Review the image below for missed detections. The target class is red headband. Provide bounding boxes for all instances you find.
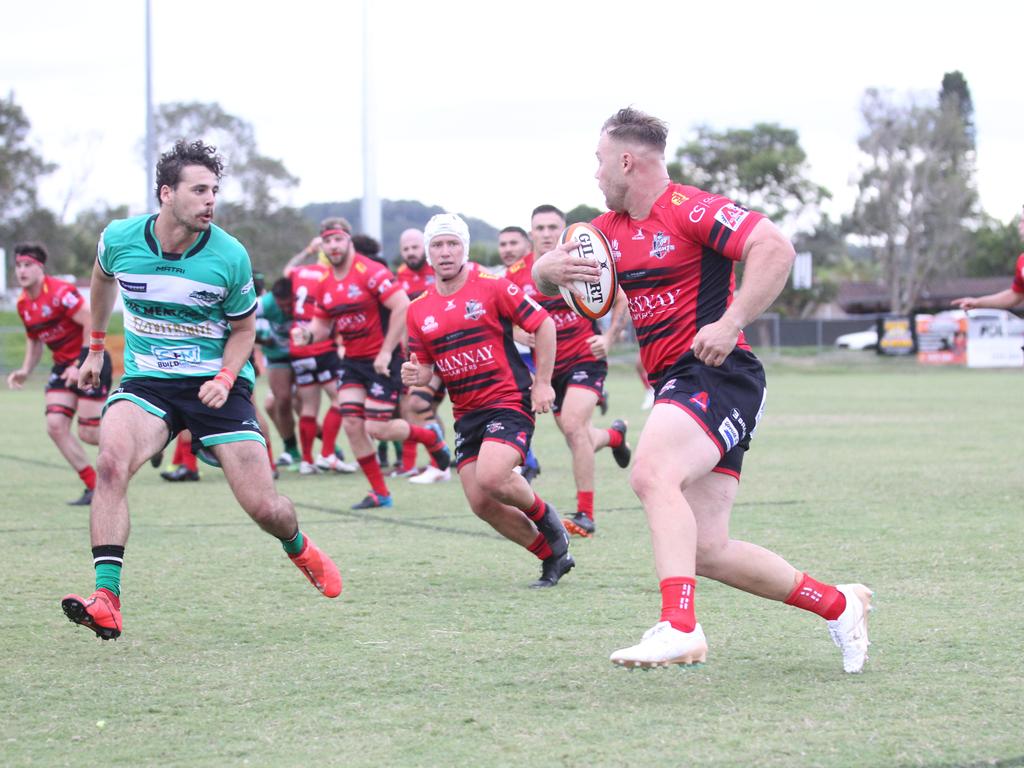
[320,228,349,238]
[15,253,45,266]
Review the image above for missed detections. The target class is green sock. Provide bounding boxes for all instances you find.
[95,564,122,596]
[281,530,305,556]
[92,545,124,596]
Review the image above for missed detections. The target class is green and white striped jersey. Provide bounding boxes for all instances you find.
[97,214,258,384]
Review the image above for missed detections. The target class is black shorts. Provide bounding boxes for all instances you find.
[338,356,401,406]
[46,349,112,399]
[552,360,608,413]
[290,350,342,387]
[652,348,766,478]
[105,376,266,454]
[453,407,534,470]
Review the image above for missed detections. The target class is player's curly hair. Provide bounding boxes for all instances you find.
[602,107,668,152]
[154,140,225,203]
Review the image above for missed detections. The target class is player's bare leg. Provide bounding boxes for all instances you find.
[76,398,103,446]
[44,390,92,473]
[555,387,603,535]
[458,462,540,546]
[340,389,392,508]
[214,439,341,598]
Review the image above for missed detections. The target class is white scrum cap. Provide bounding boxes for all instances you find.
[424,213,470,266]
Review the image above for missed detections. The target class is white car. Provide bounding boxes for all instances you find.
[835,327,878,350]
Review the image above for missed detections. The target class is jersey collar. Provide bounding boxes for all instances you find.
[143,214,213,261]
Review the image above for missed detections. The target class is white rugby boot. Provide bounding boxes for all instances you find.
[827,584,874,673]
[610,622,708,668]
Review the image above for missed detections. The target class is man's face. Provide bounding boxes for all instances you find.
[14,256,44,289]
[530,212,565,257]
[164,164,218,232]
[595,132,629,214]
[497,231,530,267]
[429,236,464,280]
[274,295,294,318]
[322,230,352,265]
[400,231,426,269]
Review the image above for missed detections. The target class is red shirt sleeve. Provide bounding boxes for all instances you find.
[497,278,548,333]
[1012,253,1024,294]
[370,265,402,304]
[671,190,765,261]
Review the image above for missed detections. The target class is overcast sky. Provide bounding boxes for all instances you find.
[3,0,1020,242]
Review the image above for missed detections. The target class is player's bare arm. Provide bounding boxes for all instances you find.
[952,289,1024,311]
[692,219,795,367]
[7,337,43,389]
[59,302,93,384]
[531,241,597,297]
[198,314,256,409]
[375,290,410,374]
[529,317,556,414]
[79,260,119,390]
[400,352,433,388]
[512,326,536,348]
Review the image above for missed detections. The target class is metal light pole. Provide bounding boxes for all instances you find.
[144,0,155,213]
[360,0,382,241]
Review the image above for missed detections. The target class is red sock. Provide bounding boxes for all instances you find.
[401,439,418,472]
[524,492,545,521]
[179,438,198,472]
[406,424,437,446]
[785,572,846,620]
[526,532,552,560]
[299,416,317,463]
[577,490,594,520]
[171,437,185,466]
[320,407,342,459]
[78,465,97,491]
[357,453,390,497]
[660,577,697,633]
[607,428,623,449]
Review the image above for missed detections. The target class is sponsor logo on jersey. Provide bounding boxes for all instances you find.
[610,239,621,262]
[240,278,254,296]
[242,418,261,431]
[445,299,457,311]
[435,344,496,375]
[715,204,750,231]
[130,316,217,338]
[671,191,689,206]
[689,391,709,413]
[627,288,683,321]
[464,299,486,320]
[572,370,589,382]
[347,284,362,299]
[658,378,678,395]
[152,345,201,369]
[506,283,520,296]
[730,407,747,436]
[189,289,222,303]
[119,279,147,293]
[421,315,439,333]
[689,205,708,224]
[125,300,205,323]
[650,232,675,260]
[632,227,645,240]
[156,265,185,274]
[486,420,503,434]
[718,417,740,451]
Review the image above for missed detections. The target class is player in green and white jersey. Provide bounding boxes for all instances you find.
[256,278,301,465]
[60,140,342,641]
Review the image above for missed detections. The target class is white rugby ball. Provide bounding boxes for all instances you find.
[557,222,618,320]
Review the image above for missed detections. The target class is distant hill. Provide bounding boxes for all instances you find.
[301,200,499,264]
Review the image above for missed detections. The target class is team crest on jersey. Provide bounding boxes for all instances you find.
[650,232,675,260]
[347,284,362,299]
[515,431,527,445]
[464,299,486,320]
[421,315,439,333]
[715,204,750,231]
[189,289,221,303]
[486,420,503,434]
[658,378,677,396]
[445,299,457,311]
[40,305,52,317]
[631,227,645,240]
[61,292,78,309]
[610,240,621,262]
[370,382,385,398]
[671,191,689,206]
[689,391,709,413]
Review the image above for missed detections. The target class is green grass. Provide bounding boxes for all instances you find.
[1,360,1022,767]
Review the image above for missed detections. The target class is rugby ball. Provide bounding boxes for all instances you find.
[557,223,618,319]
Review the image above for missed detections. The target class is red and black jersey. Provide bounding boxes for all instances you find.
[288,264,334,357]
[16,275,85,365]
[592,184,765,385]
[406,268,549,419]
[312,254,403,360]
[1011,253,1024,294]
[505,252,600,377]
[397,261,435,300]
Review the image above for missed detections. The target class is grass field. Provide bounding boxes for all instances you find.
[1,357,1022,767]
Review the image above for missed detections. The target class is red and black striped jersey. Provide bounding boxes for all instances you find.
[406,268,548,419]
[396,261,435,300]
[16,275,85,365]
[312,254,403,360]
[288,263,334,357]
[505,252,600,377]
[592,184,765,385]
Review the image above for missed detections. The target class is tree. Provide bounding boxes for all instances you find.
[668,123,830,226]
[847,74,978,313]
[964,212,1023,277]
[566,204,602,224]
[152,101,298,215]
[0,92,56,234]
